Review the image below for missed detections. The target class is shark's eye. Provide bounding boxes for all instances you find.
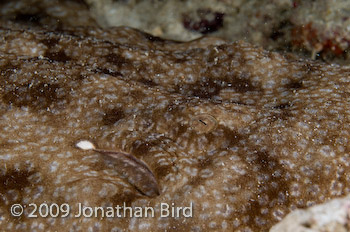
[191,114,217,134]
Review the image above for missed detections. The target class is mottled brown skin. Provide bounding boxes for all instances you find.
[1,20,350,232]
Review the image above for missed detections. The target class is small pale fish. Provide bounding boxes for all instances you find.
[76,140,160,197]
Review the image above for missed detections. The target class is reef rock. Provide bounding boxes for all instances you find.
[270,195,350,232]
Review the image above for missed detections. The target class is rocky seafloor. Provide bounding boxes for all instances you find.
[1,0,350,231]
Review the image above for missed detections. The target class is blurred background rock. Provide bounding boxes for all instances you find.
[2,0,350,62]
